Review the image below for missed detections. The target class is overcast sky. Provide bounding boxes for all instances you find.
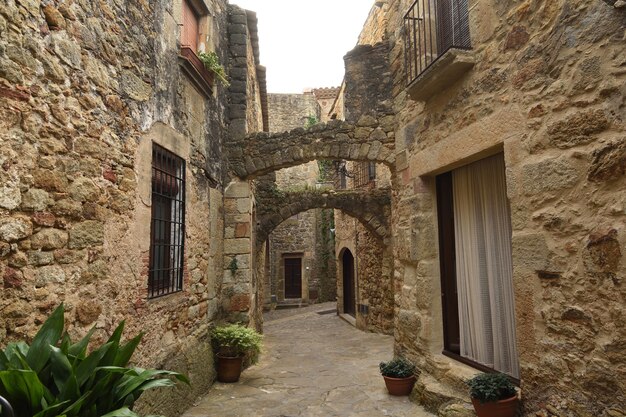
[230,0,375,94]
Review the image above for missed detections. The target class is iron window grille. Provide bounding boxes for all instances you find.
[353,161,376,189]
[148,144,186,299]
[404,0,471,86]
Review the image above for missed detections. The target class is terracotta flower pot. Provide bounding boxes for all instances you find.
[216,354,244,383]
[471,395,519,417]
[382,375,416,396]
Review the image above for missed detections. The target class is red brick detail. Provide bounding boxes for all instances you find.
[235,222,250,238]
[3,267,23,289]
[0,86,30,102]
[32,211,56,227]
[103,167,117,183]
[229,294,250,312]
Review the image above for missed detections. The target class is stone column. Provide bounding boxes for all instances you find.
[222,179,254,324]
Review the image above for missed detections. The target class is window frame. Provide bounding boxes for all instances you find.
[435,155,520,384]
[148,143,186,299]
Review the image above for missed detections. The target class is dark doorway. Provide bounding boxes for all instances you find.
[284,257,302,299]
[342,249,355,316]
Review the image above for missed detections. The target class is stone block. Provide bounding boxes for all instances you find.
[21,189,51,211]
[35,265,65,286]
[521,157,579,195]
[224,238,250,255]
[0,185,21,210]
[224,181,250,198]
[0,216,33,242]
[588,138,626,182]
[548,109,609,149]
[69,221,104,249]
[31,228,68,250]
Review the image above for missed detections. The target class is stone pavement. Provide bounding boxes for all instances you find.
[182,302,434,417]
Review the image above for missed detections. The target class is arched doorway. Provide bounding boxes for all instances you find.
[342,249,355,317]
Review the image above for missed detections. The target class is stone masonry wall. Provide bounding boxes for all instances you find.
[384,0,626,415]
[268,93,320,132]
[0,0,249,415]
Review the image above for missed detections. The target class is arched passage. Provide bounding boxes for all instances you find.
[341,248,356,317]
[226,117,396,180]
[256,188,391,244]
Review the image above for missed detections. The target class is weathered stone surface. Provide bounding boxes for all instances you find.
[0,185,21,210]
[583,229,621,273]
[35,265,66,286]
[521,157,579,194]
[547,110,610,149]
[21,189,51,211]
[43,4,66,29]
[76,300,102,324]
[0,217,33,242]
[68,221,104,249]
[30,229,69,250]
[588,138,626,182]
[504,26,529,50]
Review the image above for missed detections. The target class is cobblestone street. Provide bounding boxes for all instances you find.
[183,303,434,417]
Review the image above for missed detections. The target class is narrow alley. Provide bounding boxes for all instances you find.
[183,303,434,417]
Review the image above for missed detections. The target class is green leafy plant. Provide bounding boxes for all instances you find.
[228,257,239,274]
[210,324,262,362]
[305,115,318,129]
[0,304,189,417]
[467,372,517,403]
[197,51,230,86]
[379,358,418,378]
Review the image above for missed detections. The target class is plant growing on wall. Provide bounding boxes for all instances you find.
[198,51,230,86]
[228,257,239,274]
[305,115,318,129]
[0,304,188,417]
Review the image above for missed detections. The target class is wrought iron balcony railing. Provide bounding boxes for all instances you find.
[404,0,472,86]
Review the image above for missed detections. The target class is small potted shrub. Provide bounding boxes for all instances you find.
[467,372,519,417]
[379,357,418,396]
[211,324,262,383]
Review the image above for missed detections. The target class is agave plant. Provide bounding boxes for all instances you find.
[0,304,189,417]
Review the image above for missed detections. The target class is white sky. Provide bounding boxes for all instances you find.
[230,0,375,94]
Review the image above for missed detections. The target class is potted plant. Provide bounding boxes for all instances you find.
[467,372,519,417]
[379,357,418,396]
[211,324,262,383]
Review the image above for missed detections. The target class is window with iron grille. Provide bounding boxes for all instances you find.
[404,0,471,85]
[149,144,186,299]
[353,161,376,189]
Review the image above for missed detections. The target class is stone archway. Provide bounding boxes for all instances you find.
[226,115,396,180]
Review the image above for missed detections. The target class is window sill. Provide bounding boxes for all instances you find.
[407,48,475,102]
[178,46,214,98]
[441,350,520,386]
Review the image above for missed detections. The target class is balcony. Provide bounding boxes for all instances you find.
[404,0,474,101]
[179,46,215,97]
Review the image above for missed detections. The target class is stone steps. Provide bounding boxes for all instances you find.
[274,299,309,310]
[411,374,474,417]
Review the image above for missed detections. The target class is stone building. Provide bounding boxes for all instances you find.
[2,0,625,416]
[263,92,336,306]
[382,0,625,416]
[0,0,267,415]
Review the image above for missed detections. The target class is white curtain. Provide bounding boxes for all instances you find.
[452,154,520,378]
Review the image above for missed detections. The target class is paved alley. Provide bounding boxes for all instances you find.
[182,303,434,417]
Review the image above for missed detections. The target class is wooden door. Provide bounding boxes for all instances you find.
[284,258,302,299]
[342,250,355,316]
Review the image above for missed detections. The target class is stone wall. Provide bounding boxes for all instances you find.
[221,5,267,330]
[0,0,264,415]
[384,0,626,415]
[268,93,320,132]
[334,211,394,334]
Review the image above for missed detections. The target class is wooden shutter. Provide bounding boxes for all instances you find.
[182,0,200,52]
